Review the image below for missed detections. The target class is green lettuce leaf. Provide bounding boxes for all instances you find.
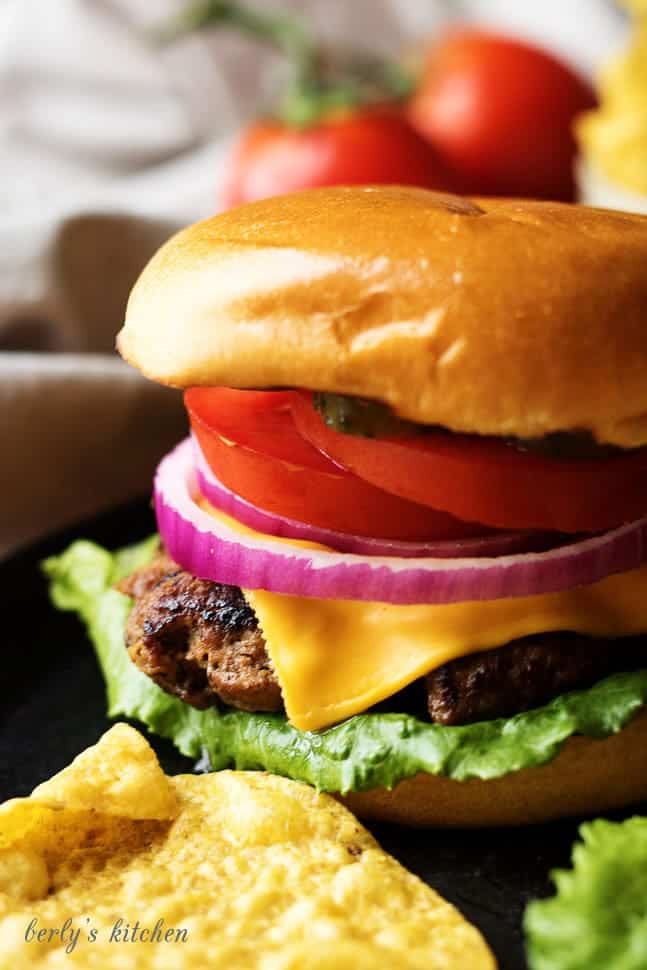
[43,537,647,793]
[525,817,647,970]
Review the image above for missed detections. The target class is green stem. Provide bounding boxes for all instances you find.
[161,0,415,127]
[162,0,318,91]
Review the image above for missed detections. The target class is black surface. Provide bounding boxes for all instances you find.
[1,499,643,970]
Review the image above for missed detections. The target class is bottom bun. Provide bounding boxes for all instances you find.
[341,709,647,827]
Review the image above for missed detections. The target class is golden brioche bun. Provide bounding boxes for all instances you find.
[119,185,647,447]
[342,709,647,827]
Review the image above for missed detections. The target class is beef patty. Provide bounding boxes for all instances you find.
[118,552,281,713]
[425,633,640,725]
[119,551,642,725]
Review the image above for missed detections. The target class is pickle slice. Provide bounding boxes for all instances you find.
[312,393,625,457]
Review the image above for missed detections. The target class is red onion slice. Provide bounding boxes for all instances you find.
[155,438,647,605]
[192,434,547,560]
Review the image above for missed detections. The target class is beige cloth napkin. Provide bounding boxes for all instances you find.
[0,214,187,558]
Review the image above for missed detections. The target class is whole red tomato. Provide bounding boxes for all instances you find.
[222,107,455,207]
[408,30,597,201]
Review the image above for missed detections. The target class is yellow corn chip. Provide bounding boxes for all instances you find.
[31,721,177,820]
[0,724,496,970]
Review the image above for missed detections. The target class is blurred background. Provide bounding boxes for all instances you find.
[1,0,644,555]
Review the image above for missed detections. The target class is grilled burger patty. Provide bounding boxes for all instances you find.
[425,633,640,725]
[119,552,643,726]
[118,553,282,713]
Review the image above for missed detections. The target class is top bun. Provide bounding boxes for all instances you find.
[119,186,647,446]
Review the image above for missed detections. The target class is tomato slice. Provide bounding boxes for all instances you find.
[185,388,493,541]
[291,392,647,533]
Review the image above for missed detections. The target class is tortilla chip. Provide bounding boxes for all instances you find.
[31,722,177,820]
[0,724,496,969]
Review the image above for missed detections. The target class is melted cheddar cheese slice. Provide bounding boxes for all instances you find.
[247,566,647,731]
[200,499,647,731]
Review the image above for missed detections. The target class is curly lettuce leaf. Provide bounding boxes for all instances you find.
[43,538,647,793]
[525,817,647,970]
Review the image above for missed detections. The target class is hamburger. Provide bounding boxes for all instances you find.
[47,185,647,826]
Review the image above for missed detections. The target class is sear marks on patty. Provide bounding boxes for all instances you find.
[426,632,640,726]
[117,552,282,713]
[119,553,641,725]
